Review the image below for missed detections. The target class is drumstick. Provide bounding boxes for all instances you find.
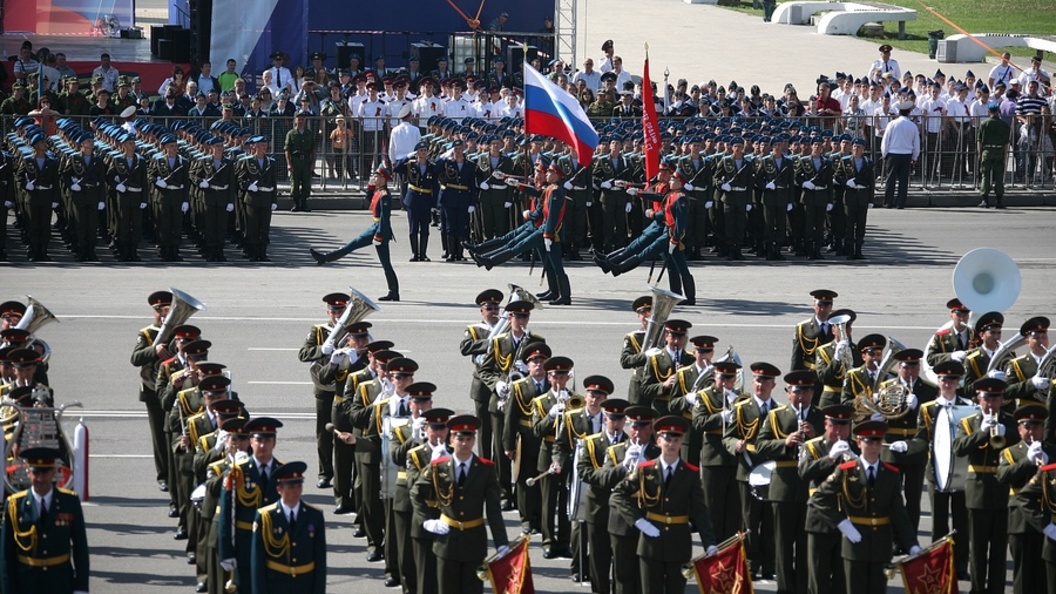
[324,422,338,433]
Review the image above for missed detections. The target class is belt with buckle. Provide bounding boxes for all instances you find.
[211,185,229,191]
[774,460,798,468]
[442,184,469,191]
[490,184,508,190]
[811,185,829,190]
[728,186,748,192]
[265,560,315,576]
[519,419,532,428]
[848,515,890,527]
[256,186,274,192]
[17,553,70,568]
[236,520,253,531]
[886,427,915,437]
[33,185,53,190]
[126,187,142,193]
[968,464,997,474]
[409,184,432,194]
[441,514,484,530]
[645,512,689,525]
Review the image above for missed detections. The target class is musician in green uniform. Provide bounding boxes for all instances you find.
[501,342,550,535]
[1013,455,1056,592]
[203,417,251,594]
[250,461,326,594]
[976,101,1011,209]
[667,334,720,466]
[298,292,349,491]
[962,312,1005,393]
[815,309,861,408]
[1004,316,1050,405]
[530,355,577,560]
[285,111,315,212]
[402,408,453,594]
[461,289,504,484]
[0,447,89,594]
[577,397,628,594]
[638,320,694,416]
[688,360,742,540]
[130,290,174,492]
[839,334,886,412]
[790,289,838,376]
[619,296,651,404]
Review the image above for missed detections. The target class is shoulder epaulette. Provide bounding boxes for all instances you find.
[258,501,280,513]
[638,459,657,468]
[301,501,321,512]
[881,462,900,474]
[9,490,29,501]
[478,457,495,466]
[684,461,700,473]
[432,456,451,465]
[839,460,857,471]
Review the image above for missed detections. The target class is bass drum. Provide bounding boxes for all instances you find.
[932,405,976,493]
[748,461,776,501]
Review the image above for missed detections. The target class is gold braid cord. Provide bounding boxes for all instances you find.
[7,496,37,553]
[430,463,455,508]
[635,466,662,509]
[735,405,760,441]
[649,354,674,382]
[232,464,262,509]
[258,507,291,560]
[841,467,867,509]
[493,339,512,373]
[797,324,820,358]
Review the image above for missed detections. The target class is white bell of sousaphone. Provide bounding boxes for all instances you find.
[921,248,1021,386]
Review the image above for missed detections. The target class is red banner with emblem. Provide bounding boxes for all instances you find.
[481,535,534,594]
[689,533,753,594]
[898,536,956,594]
[641,49,661,183]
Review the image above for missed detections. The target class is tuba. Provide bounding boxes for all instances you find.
[324,286,382,351]
[986,332,1027,375]
[642,285,686,351]
[14,296,58,362]
[153,288,207,347]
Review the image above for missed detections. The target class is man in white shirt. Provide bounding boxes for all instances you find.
[944,83,973,179]
[92,52,120,93]
[413,78,443,129]
[880,100,920,208]
[389,102,421,195]
[869,44,901,83]
[357,81,387,179]
[598,40,615,73]
[919,82,948,179]
[1018,55,1051,91]
[498,91,523,119]
[572,58,602,92]
[444,79,472,123]
[265,51,292,95]
[988,53,1017,90]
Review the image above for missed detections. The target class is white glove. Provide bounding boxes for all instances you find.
[685,392,700,406]
[563,180,574,190]
[496,381,510,398]
[987,370,1006,381]
[492,170,506,180]
[837,519,862,543]
[522,209,531,220]
[585,201,592,207]
[51,202,59,209]
[180,202,189,213]
[226,203,234,212]
[600,180,612,190]
[199,180,210,189]
[1045,523,1056,542]
[71,183,82,192]
[980,415,997,431]
[329,350,347,366]
[114,176,121,183]
[25,181,34,191]
[802,180,816,190]
[479,181,490,190]
[828,440,851,460]
[905,392,918,409]
[423,519,450,535]
[870,412,885,422]
[705,545,719,557]
[720,182,732,192]
[1032,376,1050,390]
[155,179,168,189]
[834,342,849,361]
[765,181,776,190]
[116,183,127,193]
[889,440,908,453]
[626,189,638,199]
[1028,440,1045,461]
[721,409,734,425]
[634,518,661,538]
[3,201,12,208]
[496,545,510,556]
[995,424,1006,437]
[786,203,794,212]
[544,237,552,252]
[430,442,447,460]
[908,545,922,556]
[846,180,857,189]
[951,350,967,362]
[248,181,258,192]
[548,403,564,418]
[668,242,677,254]
[220,558,237,571]
[413,415,426,436]
[97,201,105,210]
[746,203,753,212]
[321,342,335,356]
[825,203,833,212]
[867,202,874,209]
[372,237,382,246]
[270,203,277,211]
[503,201,512,208]
[705,200,714,209]
[644,347,663,358]
[683,182,695,191]
[468,205,476,214]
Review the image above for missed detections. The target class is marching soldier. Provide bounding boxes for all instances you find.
[839,333,887,410]
[189,136,235,261]
[401,407,454,594]
[799,404,857,594]
[815,309,861,408]
[250,461,327,594]
[713,136,753,260]
[319,322,372,515]
[411,414,510,594]
[204,417,251,594]
[619,296,651,404]
[953,377,1019,594]
[667,334,719,466]
[538,160,572,305]
[501,341,551,535]
[1014,455,1056,592]
[219,417,285,592]
[475,135,517,240]
[130,290,174,492]
[809,420,921,594]
[236,135,278,262]
[998,404,1053,594]
[460,289,504,476]
[963,311,1005,393]
[795,137,834,260]
[531,355,578,560]
[60,131,105,261]
[723,361,780,580]
[638,320,694,416]
[156,325,203,519]
[689,360,743,540]
[17,131,59,262]
[925,298,974,370]
[107,131,148,262]
[833,138,874,259]
[0,447,90,594]
[791,289,838,375]
[611,415,718,594]
[1004,316,1051,405]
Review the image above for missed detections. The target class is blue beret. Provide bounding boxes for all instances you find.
[205,137,224,146]
[852,137,867,146]
[159,134,178,145]
[449,139,464,148]
[729,136,745,146]
[28,133,46,146]
[414,140,429,150]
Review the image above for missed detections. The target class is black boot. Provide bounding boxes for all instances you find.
[592,251,612,274]
[418,234,430,261]
[854,241,866,260]
[444,235,457,261]
[310,248,337,265]
[845,239,856,260]
[550,274,571,305]
[408,235,420,262]
[379,269,400,301]
[680,274,696,306]
[610,252,644,277]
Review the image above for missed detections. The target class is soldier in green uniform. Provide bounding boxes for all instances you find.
[790,289,838,378]
[667,334,719,466]
[638,320,694,416]
[925,298,974,371]
[530,355,578,560]
[1013,455,1056,592]
[576,397,628,594]
[250,461,327,594]
[0,83,32,115]
[815,309,861,408]
[501,342,550,535]
[190,136,235,261]
[1004,316,1051,406]
[411,414,510,594]
[400,407,453,594]
[107,132,149,262]
[809,420,920,594]
[688,360,742,540]
[130,290,174,492]
[998,403,1053,594]
[839,334,887,412]
[60,131,105,261]
[753,134,795,261]
[461,289,502,462]
[149,133,191,261]
[834,138,874,259]
[953,377,1018,594]
[18,131,59,262]
[58,78,90,117]
[619,296,651,404]
[219,417,285,592]
[237,135,278,261]
[611,415,718,594]
[976,101,1011,209]
[713,136,754,260]
[285,111,315,212]
[962,312,1005,394]
[756,370,824,594]
[0,447,90,594]
[204,417,251,594]
[475,136,517,239]
[799,404,857,594]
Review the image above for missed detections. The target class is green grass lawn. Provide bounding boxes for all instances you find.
[721,0,1056,62]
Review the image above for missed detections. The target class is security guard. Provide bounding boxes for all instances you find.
[611,415,717,594]
[638,320,694,416]
[285,111,315,212]
[130,290,174,492]
[791,289,838,375]
[619,296,651,404]
[689,360,743,540]
[809,420,920,594]
[411,414,510,594]
[576,397,628,594]
[501,341,550,535]
[0,447,89,594]
[250,461,327,594]
[976,101,1011,209]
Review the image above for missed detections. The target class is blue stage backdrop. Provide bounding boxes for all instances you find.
[210,0,308,88]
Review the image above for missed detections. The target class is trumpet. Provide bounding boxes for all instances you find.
[987,413,1006,450]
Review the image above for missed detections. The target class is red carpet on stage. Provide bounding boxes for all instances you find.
[66,62,191,96]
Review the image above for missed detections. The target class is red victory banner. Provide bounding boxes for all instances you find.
[898,535,956,594]
[641,44,661,182]
[687,533,754,594]
[479,535,534,594]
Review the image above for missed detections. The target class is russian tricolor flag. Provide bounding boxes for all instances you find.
[523,63,599,167]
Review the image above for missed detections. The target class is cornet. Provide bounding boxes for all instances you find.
[986,412,1006,450]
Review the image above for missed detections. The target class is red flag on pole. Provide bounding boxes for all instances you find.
[898,536,956,594]
[688,533,754,594]
[481,536,534,594]
[641,46,661,182]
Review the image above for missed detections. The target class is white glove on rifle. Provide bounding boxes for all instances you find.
[825,203,833,212]
[720,182,732,192]
[468,205,476,214]
[786,203,794,212]
[563,180,574,190]
[155,179,168,189]
[503,201,512,208]
[951,350,967,362]
[226,203,234,212]
[181,202,189,213]
[634,518,660,538]
[705,200,714,209]
[270,203,277,211]
[802,180,816,190]
[479,181,490,190]
[199,180,210,189]
[837,519,862,543]
[97,201,105,210]
[765,181,776,190]
[423,519,450,535]
[1045,523,1056,541]
[1032,376,1050,390]
[683,182,695,191]
[600,180,612,190]
[746,204,753,212]
[492,170,506,180]
[248,181,258,192]
[889,440,908,453]
[828,440,851,460]
[544,238,552,252]
[70,183,82,192]
[25,181,35,191]
[220,558,237,571]
[116,183,127,193]
[846,179,857,189]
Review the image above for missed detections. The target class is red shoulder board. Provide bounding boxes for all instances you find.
[684,462,700,473]
[477,457,495,466]
[935,327,951,336]
[432,456,451,466]
[638,459,657,469]
[162,356,178,366]
[839,461,857,471]
[882,462,900,474]
[1041,462,1056,473]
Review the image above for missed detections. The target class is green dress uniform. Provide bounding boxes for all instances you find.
[833,152,874,259]
[324,358,370,512]
[219,456,283,591]
[964,347,997,394]
[0,150,14,261]
[753,152,796,260]
[251,501,326,594]
[16,150,60,261]
[815,341,861,408]
[347,379,395,562]
[713,153,754,259]
[690,385,742,539]
[577,429,624,594]
[810,458,918,594]
[591,154,632,252]
[602,439,660,594]
[284,126,315,211]
[169,384,205,547]
[925,325,975,369]
[667,368,707,466]
[406,440,450,594]
[106,151,148,261]
[611,457,716,594]
[722,396,776,578]
[530,389,575,554]
[555,406,600,579]
[60,149,105,260]
[997,435,1055,594]
[502,375,547,533]
[148,152,190,260]
[839,364,887,410]
[474,151,516,239]
[791,318,834,374]
[1,487,89,594]
[1004,353,1046,406]
[1012,462,1056,593]
[638,350,694,416]
[130,323,169,487]
[236,152,278,261]
[189,153,235,261]
[411,454,509,594]
[800,436,857,594]
[677,154,711,259]
[204,457,233,594]
[794,153,833,259]
[461,320,496,445]
[298,323,339,485]
[878,376,936,531]
[953,409,1019,594]
[756,404,825,594]
[976,114,1011,207]
[620,329,647,403]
